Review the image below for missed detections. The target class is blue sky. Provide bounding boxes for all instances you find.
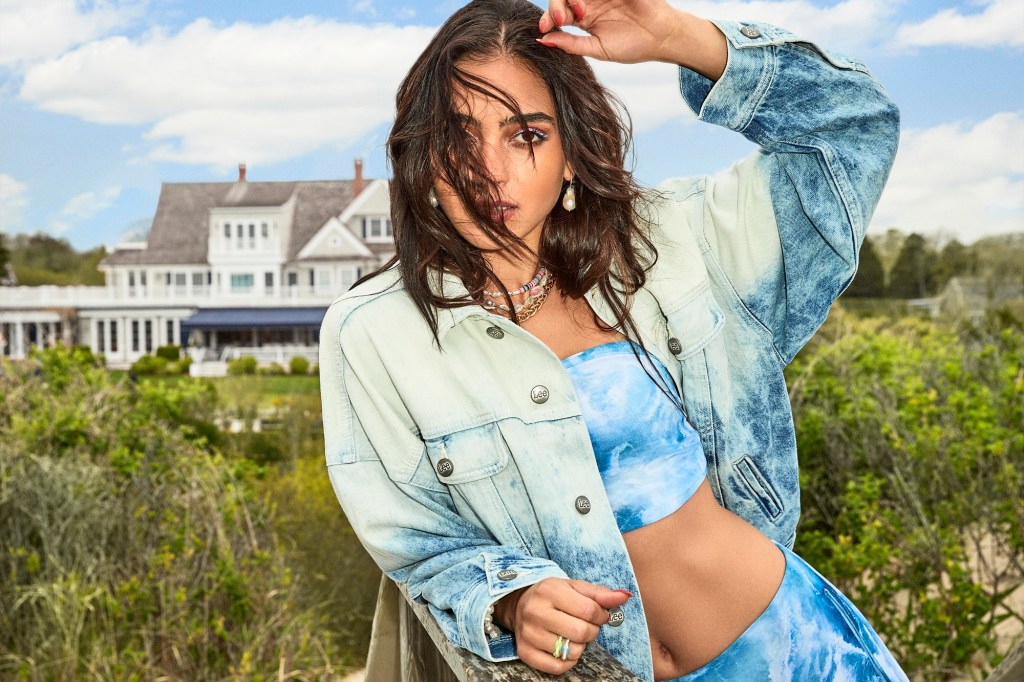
[1,0,1022,250]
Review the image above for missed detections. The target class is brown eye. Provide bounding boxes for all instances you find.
[512,128,548,146]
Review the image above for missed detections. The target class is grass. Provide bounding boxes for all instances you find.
[141,374,321,409]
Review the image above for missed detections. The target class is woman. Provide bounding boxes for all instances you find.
[320,0,905,679]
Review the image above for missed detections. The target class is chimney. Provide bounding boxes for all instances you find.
[238,163,247,182]
[353,159,364,196]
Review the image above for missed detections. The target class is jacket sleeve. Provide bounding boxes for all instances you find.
[665,20,900,363]
[318,301,569,662]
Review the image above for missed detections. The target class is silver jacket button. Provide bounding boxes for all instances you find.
[740,25,761,39]
[496,569,518,581]
[575,496,591,514]
[436,458,454,477]
[608,606,625,627]
[486,326,505,339]
[530,385,550,404]
[668,337,683,355]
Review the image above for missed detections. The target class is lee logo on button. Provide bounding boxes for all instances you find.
[530,385,550,404]
[496,569,518,581]
[436,458,454,477]
[608,606,625,627]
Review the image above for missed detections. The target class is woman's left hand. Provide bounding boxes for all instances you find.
[538,0,727,80]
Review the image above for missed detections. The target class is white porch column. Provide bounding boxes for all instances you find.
[119,317,128,359]
[14,321,25,358]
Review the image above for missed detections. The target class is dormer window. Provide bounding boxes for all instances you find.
[362,216,393,242]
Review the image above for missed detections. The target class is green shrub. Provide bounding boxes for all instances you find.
[129,354,168,376]
[258,362,285,376]
[289,356,310,375]
[168,356,193,375]
[226,356,257,376]
[789,308,1024,678]
[0,347,344,679]
[227,430,285,465]
[155,344,180,361]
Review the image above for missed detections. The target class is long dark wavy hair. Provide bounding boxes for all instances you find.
[356,0,662,360]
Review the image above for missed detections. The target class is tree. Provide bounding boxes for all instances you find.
[888,233,936,298]
[8,232,106,285]
[0,233,8,269]
[845,237,885,297]
[873,227,906,274]
[931,239,976,291]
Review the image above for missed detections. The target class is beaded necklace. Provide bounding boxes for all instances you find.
[481,267,555,323]
[482,267,547,298]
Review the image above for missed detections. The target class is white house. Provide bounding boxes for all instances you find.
[0,161,393,374]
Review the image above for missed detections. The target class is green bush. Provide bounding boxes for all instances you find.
[155,344,180,361]
[257,362,286,376]
[789,308,1024,678]
[0,347,344,679]
[289,355,310,375]
[129,354,169,376]
[169,356,193,375]
[226,356,257,376]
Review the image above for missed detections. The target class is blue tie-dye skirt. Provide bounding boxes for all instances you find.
[668,542,908,681]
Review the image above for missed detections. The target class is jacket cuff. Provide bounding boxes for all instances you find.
[460,553,570,662]
[677,20,798,132]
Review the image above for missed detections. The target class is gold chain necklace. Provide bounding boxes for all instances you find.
[511,275,555,323]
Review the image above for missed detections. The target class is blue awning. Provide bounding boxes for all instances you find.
[181,307,328,331]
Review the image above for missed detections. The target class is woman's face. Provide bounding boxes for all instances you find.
[435,57,572,259]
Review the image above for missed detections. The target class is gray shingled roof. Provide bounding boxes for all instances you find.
[101,180,359,266]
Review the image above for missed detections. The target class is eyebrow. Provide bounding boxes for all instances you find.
[455,112,555,129]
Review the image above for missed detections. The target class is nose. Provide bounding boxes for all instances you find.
[481,140,510,186]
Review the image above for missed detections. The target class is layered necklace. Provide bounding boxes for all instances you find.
[481,266,555,323]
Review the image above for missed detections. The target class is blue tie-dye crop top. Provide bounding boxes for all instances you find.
[561,341,707,534]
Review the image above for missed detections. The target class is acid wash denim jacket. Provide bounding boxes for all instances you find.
[320,19,899,682]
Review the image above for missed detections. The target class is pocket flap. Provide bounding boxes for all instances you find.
[665,287,725,360]
[425,422,510,485]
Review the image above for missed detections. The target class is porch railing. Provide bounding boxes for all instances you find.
[366,575,641,682]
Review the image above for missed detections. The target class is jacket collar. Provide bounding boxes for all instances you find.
[429,269,488,340]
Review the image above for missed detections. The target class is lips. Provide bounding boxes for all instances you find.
[479,201,517,223]
[490,205,516,222]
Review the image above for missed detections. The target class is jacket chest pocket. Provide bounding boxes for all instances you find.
[663,286,724,444]
[424,422,529,553]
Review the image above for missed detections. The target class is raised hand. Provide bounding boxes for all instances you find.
[495,577,632,674]
[537,0,727,80]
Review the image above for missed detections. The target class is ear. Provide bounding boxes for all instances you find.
[563,162,574,183]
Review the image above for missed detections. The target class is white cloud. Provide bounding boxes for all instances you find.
[19,17,436,168]
[592,60,687,132]
[894,0,1024,49]
[871,112,1024,241]
[50,186,122,233]
[0,0,143,69]
[588,0,898,133]
[0,174,29,233]
[672,0,895,53]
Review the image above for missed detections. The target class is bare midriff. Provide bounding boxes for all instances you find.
[623,479,786,681]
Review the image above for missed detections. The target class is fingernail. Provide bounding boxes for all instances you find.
[614,589,634,597]
[536,38,556,47]
[553,10,564,27]
[539,16,551,32]
[572,3,585,20]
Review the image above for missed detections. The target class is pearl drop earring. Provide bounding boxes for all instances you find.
[428,187,439,208]
[562,180,576,212]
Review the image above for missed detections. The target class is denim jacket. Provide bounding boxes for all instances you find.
[320,19,899,682]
